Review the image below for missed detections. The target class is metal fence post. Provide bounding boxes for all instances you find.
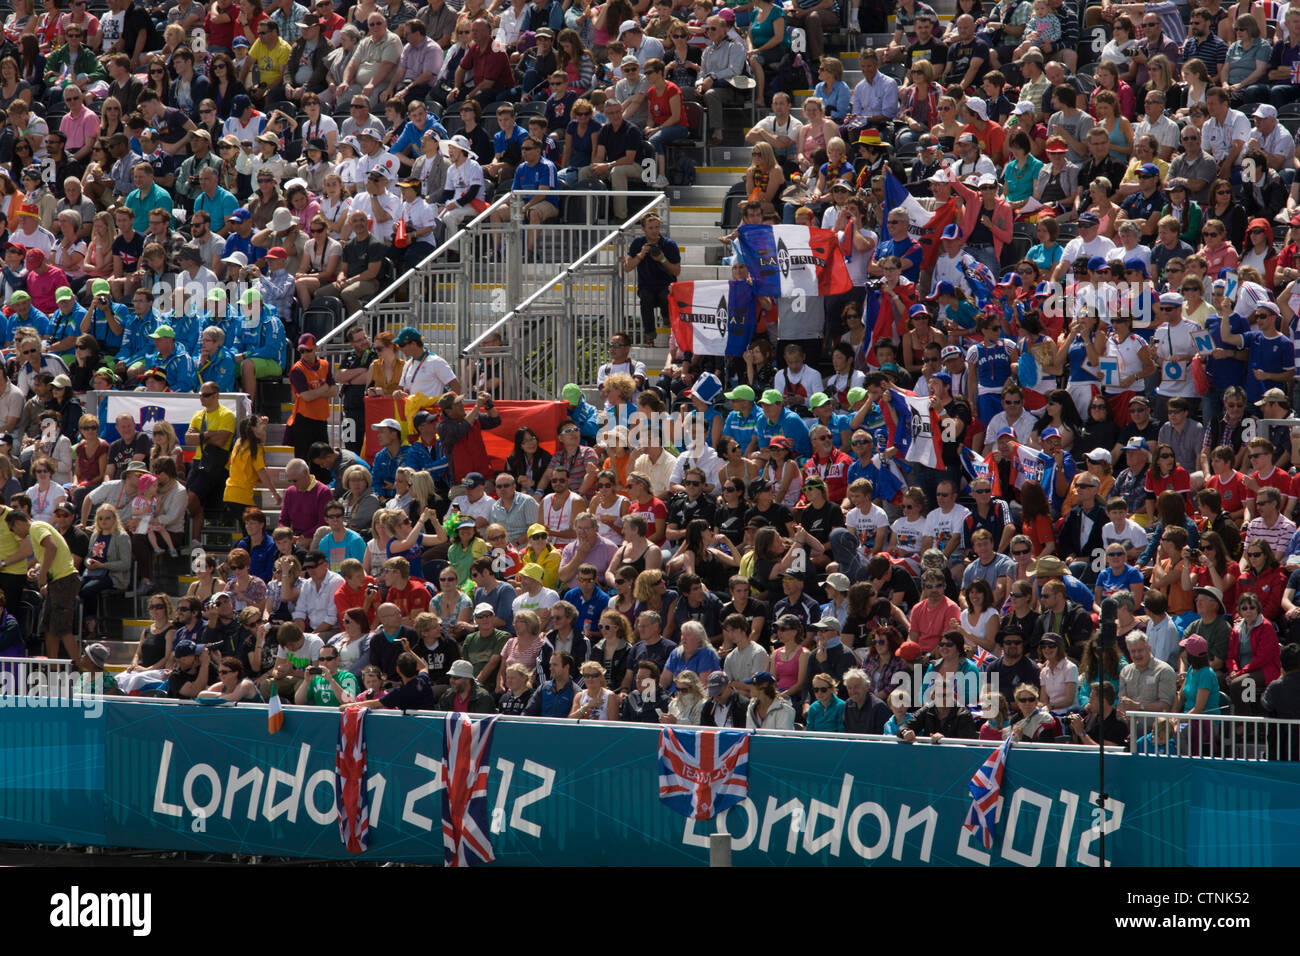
[506,193,523,311]
[613,230,627,334]
[709,833,732,867]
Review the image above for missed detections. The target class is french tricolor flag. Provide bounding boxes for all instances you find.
[902,391,944,469]
[668,280,758,356]
[737,224,853,299]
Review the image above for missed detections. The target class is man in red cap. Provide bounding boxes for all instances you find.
[22,248,68,315]
[258,245,296,318]
[288,333,338,461]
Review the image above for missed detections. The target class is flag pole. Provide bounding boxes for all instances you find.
[1098,597,1118,868]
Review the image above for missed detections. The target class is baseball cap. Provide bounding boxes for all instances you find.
[394,326,421,345]
[562,383,584,406]
[846,387,867,406]
[266,245,288,259]
[618,18,640,35]
[1087,255,1109,272]
[928,280,956,299]
[1254,103,1278,119]
[1040,426,1062,440]
[298,333,317,349]
[1137,162,1160,177]
[941,223,962,241]
[1013,101,1036,115]
[826,572,850,592]
[758,389,783,405]
[931,370,952,387]
[54,286,74,303]
[940,345,962,361]
[1124,258,1149,277]
[1124,436,1149,451]
[896,641,922,662]
[744,671,776,685]
[371,417,402,431]
[464,472,486,488]
[1085,448,1113,464]
[473,603,494,617]
[1179,634,1208,656]
[150,325,175,339]
[706,671,727,697]
[808,392,831,409]
[724,384,755,401]
[1078,211,1100,226]
[228,208,251,223]
[909,303,929,318]
[995,426,1016,440]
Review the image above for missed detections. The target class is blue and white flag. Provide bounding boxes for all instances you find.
[98,391,253,442]
[669,280,758,356]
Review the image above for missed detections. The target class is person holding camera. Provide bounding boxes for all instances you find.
[435,388,501,484]
[257,621,324,701]
[293,641,359,706]
[622,213,681,343]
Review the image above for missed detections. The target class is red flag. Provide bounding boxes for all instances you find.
[808,226,853,295]
[363,396,570,473]
[917,198,959,270]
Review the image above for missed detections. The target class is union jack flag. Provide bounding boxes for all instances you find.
[442,713,497,867]
[963,737,1012,850]
[658,727,751,821]
[335,705,370,854]
[1291,60,1300,84]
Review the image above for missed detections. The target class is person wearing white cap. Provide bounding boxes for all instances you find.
[1246,102,1296,173]
[617,18,664,65]
[961,96,1007,165]
[1151,291,1202,420]
[952,131,997,181]
[612,55,650,128]
[348,164,402,241]
[950,169,1013,276]
[436,133,486,238]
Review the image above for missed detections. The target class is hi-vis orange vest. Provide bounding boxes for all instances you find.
[290,357,332,423]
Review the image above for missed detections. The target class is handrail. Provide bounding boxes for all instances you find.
[314,190,514,349]
[460,190,667,357]
[1126,708,1300,759]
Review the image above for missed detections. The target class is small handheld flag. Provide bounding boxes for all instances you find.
[267,686,284,734]
[963,737,1012,850]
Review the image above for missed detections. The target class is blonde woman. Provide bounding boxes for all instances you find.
[318,172,353,240]
[267,553,303,622]
[81,210,115,281]
[497,609,544,694]
[80,502,131,636]
[930,95,966,152]
[339,464,380,534]
[795,96,839,174]
[666,669,705,724]
[148,421,186,474]
[367,330,403,396]
[129,592,177,672]
[745,141,784,216]
[570,660,620,719]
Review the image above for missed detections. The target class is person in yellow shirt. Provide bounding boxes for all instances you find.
[243,19,294,92]
[0,504,30,622]
[225,415,283,524]
[2,512,79,660]
[520,523,561,590]
[185,384,238,549]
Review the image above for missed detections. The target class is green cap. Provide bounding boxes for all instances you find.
[759,389,783,405]
[395,326,421,346]
[808,392,831,409]
[54,286,74,303]
[10,291,29,305]
[151,324,175,339]
[240,288,262,305]
[562,383,583,406]
[90,278,111,297]
[724,384,755,402]
[207,287,227,300]
[846,386,868,406]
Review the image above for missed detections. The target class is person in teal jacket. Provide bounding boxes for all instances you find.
[232,289,285,397]
[722,385,762,454]
[196,327,239,393]
[81,278,129,353]
[168,309,205,357]
[562,383,601,443]
[805,674,847,731]
[47,288,85,357]
[142,326,199,392]
[112,288,161,379]
[755,389,813,459]
[2,291,51,345]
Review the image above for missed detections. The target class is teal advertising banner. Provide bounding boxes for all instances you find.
[2,698,1300,865]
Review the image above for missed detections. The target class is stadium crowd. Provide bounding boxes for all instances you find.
[0,0,1299,751]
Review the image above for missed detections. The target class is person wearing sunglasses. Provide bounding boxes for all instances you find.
[293,641,359,706]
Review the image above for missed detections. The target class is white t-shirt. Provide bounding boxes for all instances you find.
[1061,234,1117,265]
[845,504,889,555]
[1102,518,1148,552]
[450,492,496,525]
[513,586,559,617]
[399,350,456,397]
[348,190,402,242]
[925,504,971,552]
[985,408,1038,443]
[890,515,928,556]
[442,157,485,207]
[773,365,824,406]
[275,632,324,663]
[1153,318,1199,398]
[99,9,125,50]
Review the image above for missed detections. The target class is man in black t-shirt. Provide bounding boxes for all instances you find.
[317,209,387,314]
[120,0,163,67]
[106,413,151,478]
[944,15,991,90]
[361,652,439,711]
[666,469,718,541]
[903,13,948,72]
[1069,681,1130,745]
[625,214,681,342]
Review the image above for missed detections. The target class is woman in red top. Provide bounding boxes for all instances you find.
[1191,531,1239,611]
[1238,543,1286,627]
[641,57,688,189]
[1144,442,1191,520]
[73,412,108,494]
[1018,480,1056,557]
[1229,593,1282,715]
[205,0,239,52]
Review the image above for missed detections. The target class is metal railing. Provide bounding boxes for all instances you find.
[0,657,76,695]
[461,190,670,401]
[1127,709,1300,761]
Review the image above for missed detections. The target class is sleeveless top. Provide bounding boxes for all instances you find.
[1105,118,1128,162]
[773,644,802,693]
[763,460,803,508]
[972,340,1015,394]
[592,494,627,540]
[1068,335,1100,384]
[575,687,613,720]
[622,541,651,574]
[541,492,578,534]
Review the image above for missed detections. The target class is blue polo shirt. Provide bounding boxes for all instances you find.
[755,407,813,459]
[512,157,559,209]
[194,186,240,230]
[494,124,527,156]
[562,585,610,637]
[391,116,449,158]
[197,346,238,392]
[723,405,762,451]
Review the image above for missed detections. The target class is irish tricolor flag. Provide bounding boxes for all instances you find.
[268,687,284,734]
[669,280,758,356]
